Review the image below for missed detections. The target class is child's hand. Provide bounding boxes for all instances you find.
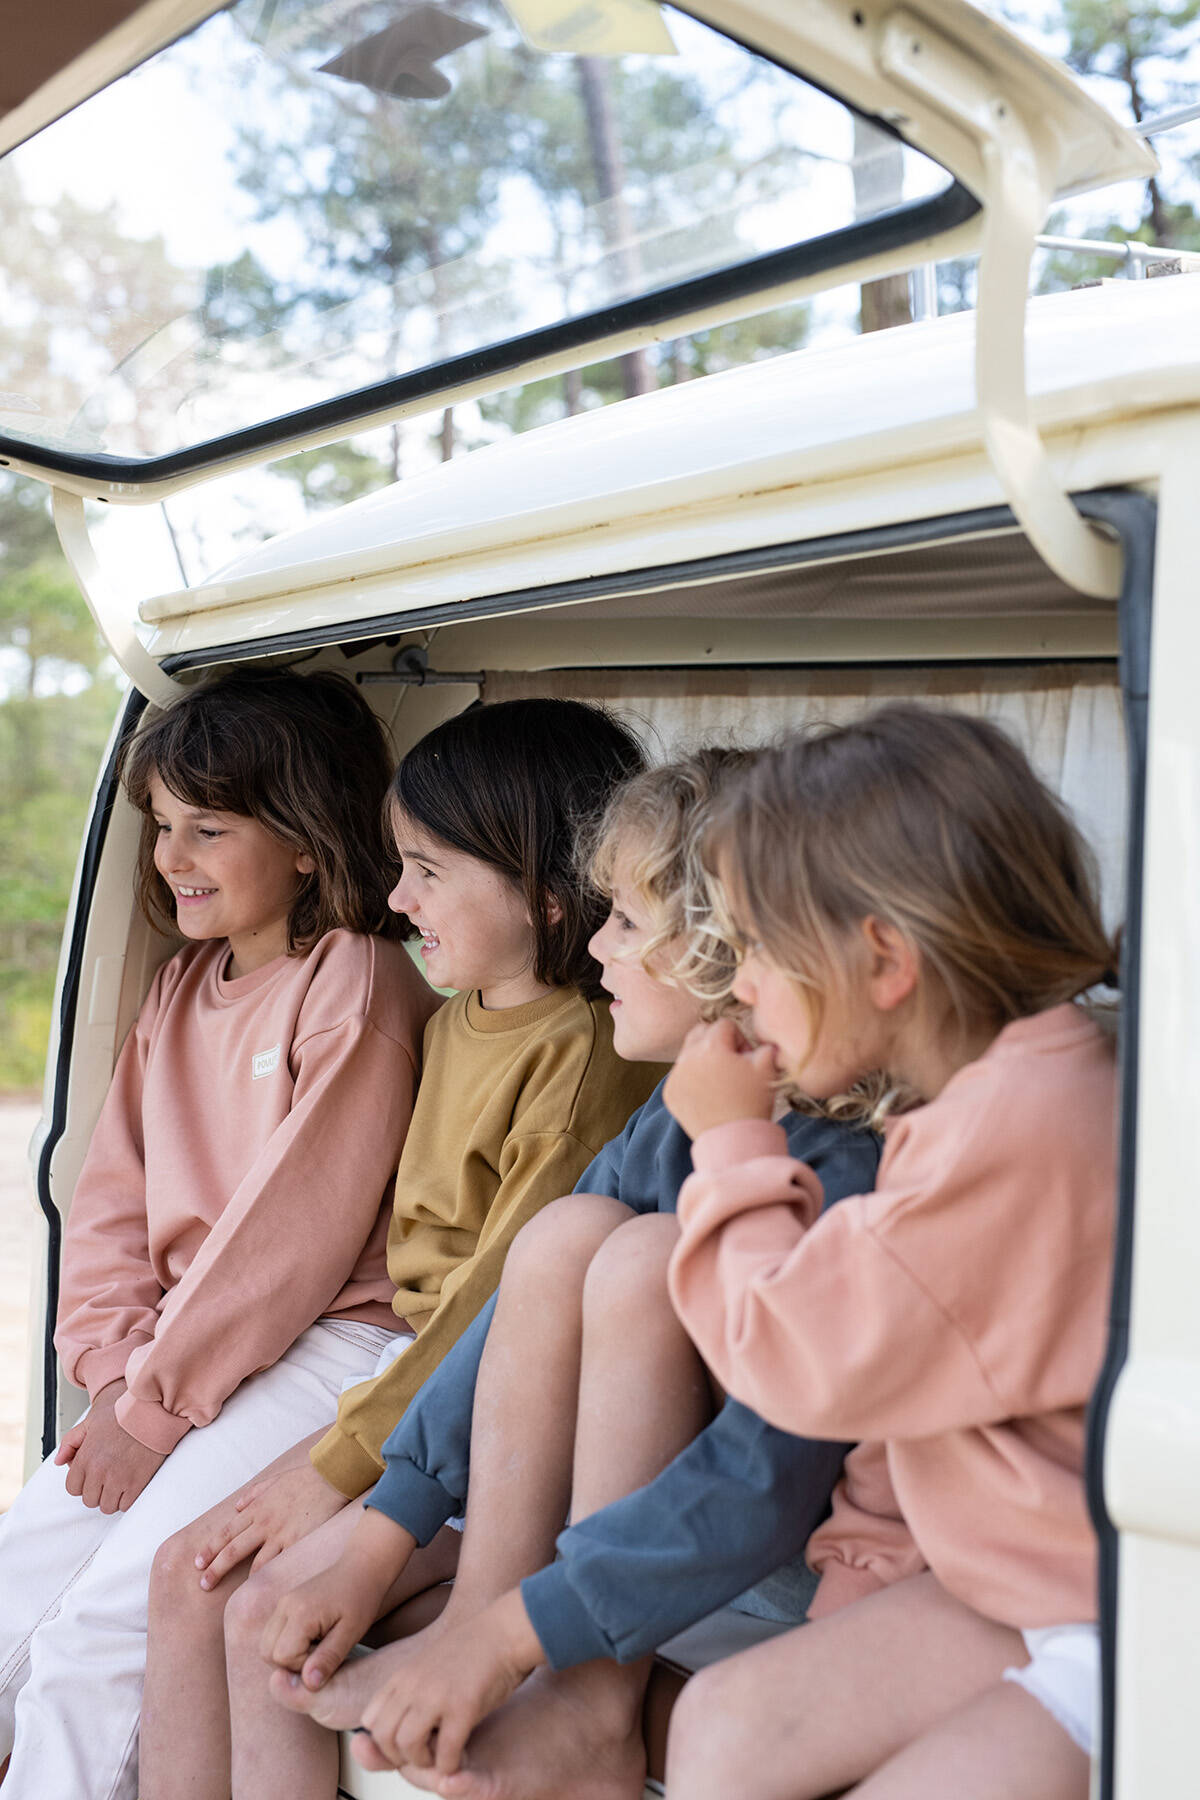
[356,1588,543,1776]
[263,1510,416,1690]
[195,1461,350,1590]
[664,1019,778,1142]
[261,1561,387,1690]
[55,1386,166,1512]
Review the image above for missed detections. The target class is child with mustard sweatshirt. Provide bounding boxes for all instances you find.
[137,696,661,1800]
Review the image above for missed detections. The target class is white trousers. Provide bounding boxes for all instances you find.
[0,1317,394,1800]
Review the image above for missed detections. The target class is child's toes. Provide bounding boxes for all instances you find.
[350,1729,400,1772]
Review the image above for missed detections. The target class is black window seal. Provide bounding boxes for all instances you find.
[36,686,147,1458]
[160,500,1093,674]
[1075,487,1154,1800]
[0,179,978,488]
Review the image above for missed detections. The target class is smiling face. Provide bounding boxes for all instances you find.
[588,859,705,1063]
[387,808,550,1010]
[149,773,314,978]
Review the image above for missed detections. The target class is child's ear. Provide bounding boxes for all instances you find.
[544,894,564,927]
[860,916,919,1012]
[296,851,317,877]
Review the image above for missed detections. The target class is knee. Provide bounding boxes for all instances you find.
[665,1663,733,1788]
[149,1522,211,1618]
[582,1212,680,1323]
[224,1561,287,1650]
[503,1194,635,1292]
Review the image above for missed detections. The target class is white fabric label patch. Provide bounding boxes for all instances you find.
[252,1043,282,1080]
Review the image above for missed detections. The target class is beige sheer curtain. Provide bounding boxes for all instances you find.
[485,663,1126,925]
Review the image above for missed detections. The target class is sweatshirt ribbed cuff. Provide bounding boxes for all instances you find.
[310,1425,386,1499]
[806,1561,890,1620]
[73,1334,152,1399]
[365,1458,462,1546]
[520,1564,615,1669]
[114,1389,191,1454]
[690,1118,790,1173]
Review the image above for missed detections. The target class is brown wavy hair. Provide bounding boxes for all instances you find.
[121,665,409,951]
[392,698,645,998]
[704,705,1118,1087]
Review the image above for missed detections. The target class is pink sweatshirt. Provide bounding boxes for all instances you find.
[55,931,439,1454]
[669,1004,1117,1629]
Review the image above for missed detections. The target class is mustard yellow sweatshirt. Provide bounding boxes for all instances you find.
[313,986,663,1495]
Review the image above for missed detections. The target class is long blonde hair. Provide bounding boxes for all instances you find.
[704,705,1118,1097]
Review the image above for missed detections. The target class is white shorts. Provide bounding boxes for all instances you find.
[0,1317,396,1800]
[1003,1622,1100,1754]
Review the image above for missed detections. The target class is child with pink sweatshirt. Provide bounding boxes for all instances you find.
[0,667,439,1800]
[660,704,1120,1800]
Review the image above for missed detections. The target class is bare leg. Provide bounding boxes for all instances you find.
[140,1510,254,1800]
[664,1571,1030,1800]
[404,1212,714,1800]
[140,1431,334,1800]
[273,1193,637,1741]
[447,1195,642,1620]
[227,1507,460,1800]
[852,1680,1088,1800]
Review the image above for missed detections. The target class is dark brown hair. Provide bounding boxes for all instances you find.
[393,698,644,997]
[706,703,1118,1040]
[121,665,408,950]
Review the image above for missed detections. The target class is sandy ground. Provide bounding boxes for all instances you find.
[0,1099,41,1510]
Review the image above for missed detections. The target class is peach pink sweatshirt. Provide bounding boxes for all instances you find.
[669,1004,1117,1630]
[55,931,439,1454]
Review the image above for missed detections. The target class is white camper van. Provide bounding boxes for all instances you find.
[1,1,1196,1794]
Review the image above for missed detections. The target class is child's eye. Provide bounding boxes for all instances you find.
[613,910,634,931]
[198,828,223,840]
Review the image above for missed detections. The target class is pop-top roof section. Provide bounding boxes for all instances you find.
[0,0,973,486]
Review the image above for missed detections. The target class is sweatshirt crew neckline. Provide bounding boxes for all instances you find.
[462,987,578,1036]
[212,946,293,1001]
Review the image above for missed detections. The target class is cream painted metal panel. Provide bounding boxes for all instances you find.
[1102,448,1200,1796]
[138,283,1188,658]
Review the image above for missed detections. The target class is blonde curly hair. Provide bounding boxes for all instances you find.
[588,746,883,1129]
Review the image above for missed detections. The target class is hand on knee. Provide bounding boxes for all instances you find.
[149,1521,217,1617]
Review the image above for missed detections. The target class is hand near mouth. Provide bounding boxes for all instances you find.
[663,1017,778,1141]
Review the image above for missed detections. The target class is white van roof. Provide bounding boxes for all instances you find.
[141,276,1195,651]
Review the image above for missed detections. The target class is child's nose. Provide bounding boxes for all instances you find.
[387,876,411,914]
[731,965,757,1007]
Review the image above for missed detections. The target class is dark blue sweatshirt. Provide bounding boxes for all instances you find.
[366,1080,879,1666]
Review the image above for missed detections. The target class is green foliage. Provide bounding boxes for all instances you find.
[0,475,120,1089]
[271,440,395,509]
[1058,0,1200,87]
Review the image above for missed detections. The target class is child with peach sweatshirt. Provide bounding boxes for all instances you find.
[662,705,1119,1800]
[0,667,438,1800]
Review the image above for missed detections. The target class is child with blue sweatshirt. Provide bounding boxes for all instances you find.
[254,750,881,1800]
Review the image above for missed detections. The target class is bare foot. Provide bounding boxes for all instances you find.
[268,1631,430,1729]
[392,1661,649,1800]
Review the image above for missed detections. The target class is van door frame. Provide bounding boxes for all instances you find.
[35,490,1153,1800]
